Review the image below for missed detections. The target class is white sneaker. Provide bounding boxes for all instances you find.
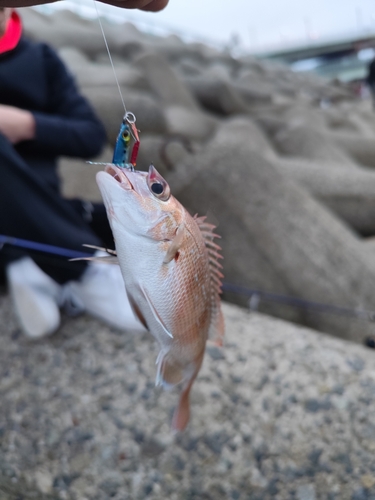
[64,258,146,332]
[6,257,61,339]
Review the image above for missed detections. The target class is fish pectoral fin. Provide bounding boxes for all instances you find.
[155,351,183,388]
[127,294,149,330]
[163,222,185,264]
[71,244,119,264]
[155,349,184,390]
[139,283,173,339]
[82,244,117,256]
[69,256,119,264]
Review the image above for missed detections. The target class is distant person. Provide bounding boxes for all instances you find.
[0,7,144,338]
[366,57,375,108]
[0,0,169,11]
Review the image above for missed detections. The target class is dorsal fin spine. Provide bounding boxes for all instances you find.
[194,215,224,297]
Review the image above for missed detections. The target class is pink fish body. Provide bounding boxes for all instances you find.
[96,164,224,431]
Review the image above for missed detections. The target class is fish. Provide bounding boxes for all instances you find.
[96,163,225,431]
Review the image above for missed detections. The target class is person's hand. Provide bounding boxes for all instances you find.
[100,0,169,10]
[0,0,169,11]
[0,105,35,144]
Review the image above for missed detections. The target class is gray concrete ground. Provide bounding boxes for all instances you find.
[1,294,375,500]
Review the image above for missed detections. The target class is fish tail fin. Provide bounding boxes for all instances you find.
[172,384,191,432]
[171,353,205,433]
[156,350,205,431]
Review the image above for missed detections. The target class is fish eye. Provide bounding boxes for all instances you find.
[151,182,164,195]
[122,131,130,140]
[147,164,171,201]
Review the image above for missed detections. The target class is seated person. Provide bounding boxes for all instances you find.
[0,8,144,338]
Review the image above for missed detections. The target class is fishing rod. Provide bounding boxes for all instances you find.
[223,282,375,322]
[1,233,375,324]
[0,235,91,259]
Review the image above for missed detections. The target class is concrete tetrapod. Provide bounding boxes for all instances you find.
[273,157,375,235]
[270,122,356,167]
[168,119,375,342]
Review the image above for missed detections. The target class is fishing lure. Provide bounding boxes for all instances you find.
[112,112,140,169]
[88,111,140,170]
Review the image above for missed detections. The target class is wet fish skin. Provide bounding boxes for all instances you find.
[96,164,224,431]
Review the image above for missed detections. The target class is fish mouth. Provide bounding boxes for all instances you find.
[104,165,134,191]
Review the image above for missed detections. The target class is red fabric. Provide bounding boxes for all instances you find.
[0,11,22,55]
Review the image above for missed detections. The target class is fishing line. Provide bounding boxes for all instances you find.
[93,0,127,115]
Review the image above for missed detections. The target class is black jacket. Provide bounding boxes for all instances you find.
[0,37,107,191]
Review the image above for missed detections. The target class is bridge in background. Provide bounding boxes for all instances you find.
[255,31,375,82]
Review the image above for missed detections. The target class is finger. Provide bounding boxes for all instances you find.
[140,0,169,11]
[0,0,169,8]
[100,0,168,10]
[0,1,59,5]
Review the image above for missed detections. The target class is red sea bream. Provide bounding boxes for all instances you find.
[96,164,224,431]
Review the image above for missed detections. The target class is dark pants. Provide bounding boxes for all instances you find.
[0,133,113,285]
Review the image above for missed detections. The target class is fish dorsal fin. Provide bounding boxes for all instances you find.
[194,214,224,296]
[194,215,225,347]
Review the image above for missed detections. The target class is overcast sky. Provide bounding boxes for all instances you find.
[42,0,375,52]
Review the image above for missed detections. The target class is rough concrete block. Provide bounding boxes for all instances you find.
[164,106,217,141]
[273,157,375,235]
[183,76,249,115]
[329,131,375,168]
[271,122,356,166]
[135,52,199,109]
[169,120,375,342]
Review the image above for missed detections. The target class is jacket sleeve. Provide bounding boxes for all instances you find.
[31,44,107,158]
